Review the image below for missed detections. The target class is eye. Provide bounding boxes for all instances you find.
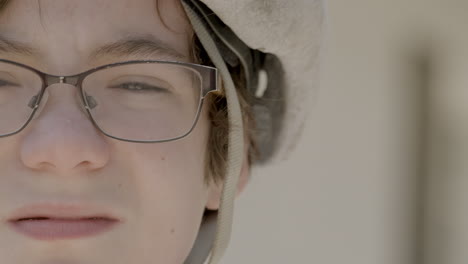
[0,79,19,87]
[109,82,169,93]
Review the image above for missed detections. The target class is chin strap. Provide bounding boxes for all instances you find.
[184,211,218,264]
[182,1,245,264]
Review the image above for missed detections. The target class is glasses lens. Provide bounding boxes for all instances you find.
[82,62,203,141]
[0,62,42,135]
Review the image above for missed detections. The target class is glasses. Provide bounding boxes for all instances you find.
[0,59,219,143]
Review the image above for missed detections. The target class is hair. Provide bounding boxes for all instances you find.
[190,35,257,187]
[156,0,257,187]
[0,0,257,187]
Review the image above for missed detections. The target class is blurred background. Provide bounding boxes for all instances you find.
[223,1,468,264]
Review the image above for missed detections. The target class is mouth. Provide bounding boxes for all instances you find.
[7,204,121,241]
[15,216,110,221]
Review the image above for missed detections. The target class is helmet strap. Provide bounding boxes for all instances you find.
[182,1,245,264]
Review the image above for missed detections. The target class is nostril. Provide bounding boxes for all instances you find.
[77,160,92,168]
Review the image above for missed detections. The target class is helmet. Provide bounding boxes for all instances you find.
[179,1,326,263]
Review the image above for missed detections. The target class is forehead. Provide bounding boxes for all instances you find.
[0,0,192,72]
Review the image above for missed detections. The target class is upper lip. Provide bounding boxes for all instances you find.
[7,202,120,222]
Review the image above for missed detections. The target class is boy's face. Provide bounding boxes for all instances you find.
[0,0,222,263]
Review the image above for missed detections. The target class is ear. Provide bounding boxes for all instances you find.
[205,140,251,210]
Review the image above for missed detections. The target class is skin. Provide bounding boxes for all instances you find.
[0,0,249,263]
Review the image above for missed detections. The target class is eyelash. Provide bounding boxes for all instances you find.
[110,82,168,92]
[0,79,16,87]
[0,79,169,94]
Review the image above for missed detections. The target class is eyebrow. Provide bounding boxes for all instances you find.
[89,34,187,61]
[0,35,38,56]
[0,34,187,61]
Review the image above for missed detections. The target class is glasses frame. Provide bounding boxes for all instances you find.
[0,59,219,143]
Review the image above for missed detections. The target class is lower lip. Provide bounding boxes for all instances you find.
[8,218,118,240]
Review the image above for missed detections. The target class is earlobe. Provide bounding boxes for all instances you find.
[205,182,221,210]
[205,141,251,210]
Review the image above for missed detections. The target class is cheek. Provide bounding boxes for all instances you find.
[126,113,211,260]
[101,109,211,262]
[125,106,210,193]
[131,137,208,204]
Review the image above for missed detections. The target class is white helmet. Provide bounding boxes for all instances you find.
[180,1,326,263]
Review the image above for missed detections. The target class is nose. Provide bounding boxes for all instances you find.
[19,84,110,173]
